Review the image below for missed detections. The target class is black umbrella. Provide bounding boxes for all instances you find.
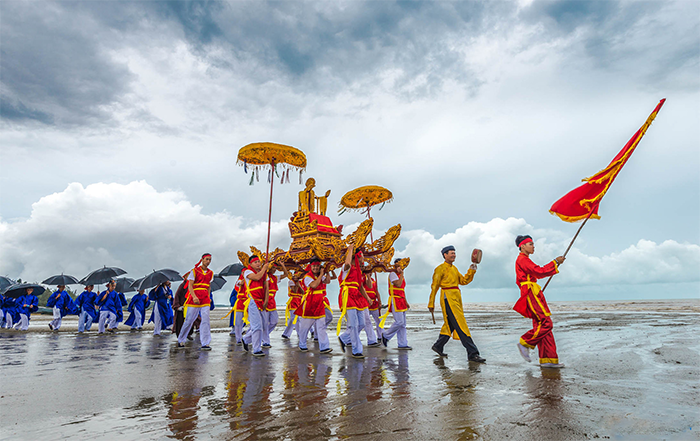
[0,276,16,292]
[42,274,80,286]
[218,263,244,277]
[130,277,145,291]
[210,275,227,292]
[80,266,127,285]
[114,277,136,293]
[2,283,46,299]
[135,269,183,291]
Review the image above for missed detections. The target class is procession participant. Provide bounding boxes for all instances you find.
[514,235,566,368]
[281,268,304,340]
[261,266,282,349]
[363,272,383,344]
[317,269,336,341]
[428,246,486,363]
[125,289,150,330]
[177,253,215,350]
[231,275,248,344]
[240,255,270,356]
[337,244,374,359]
[75,285,99,333]
[149,281,174,337]
[115,291,128,327]
[47,285,74,331]
[172,280,195,340]
[227,285,238,335]
[295,259,333,354]
[14,287,39,331]
[2,295,18,329]
[380,260,411,349]
[97,280,120,333]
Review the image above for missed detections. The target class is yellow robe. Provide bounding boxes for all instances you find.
[428,262,476,339]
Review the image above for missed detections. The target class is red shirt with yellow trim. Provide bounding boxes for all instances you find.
[339,265,368,310]
[365,277,380,310]
[513,253,559,319]
[234,274,248,311]
[295,273,327,319]
[388,272,408,312]
[287,280,303,310]
[243,268,266,310]
[185,266,213,307]
[265,274,278,311]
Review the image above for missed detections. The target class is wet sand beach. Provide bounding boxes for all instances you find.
[1,300,698,440]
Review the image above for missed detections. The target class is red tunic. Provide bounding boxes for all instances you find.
[513,253,559,319]
[388,275,408,312]
[234,274,248,311]
[339,265,368,310]
[243,267,266,310]
[295,273,327,319]
[287,281,303,310]
[265,274,278,311]
[365,278,380,311]
[185,266,213,306]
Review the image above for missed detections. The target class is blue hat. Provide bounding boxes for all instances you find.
[441,245,455,256]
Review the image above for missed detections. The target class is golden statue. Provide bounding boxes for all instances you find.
[316,190,331,216]
[298,178,316,215]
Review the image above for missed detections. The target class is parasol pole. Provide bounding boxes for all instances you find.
[265,159,275,261]
[541,210,594,293]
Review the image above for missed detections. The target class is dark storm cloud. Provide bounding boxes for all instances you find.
[0,2,134,126]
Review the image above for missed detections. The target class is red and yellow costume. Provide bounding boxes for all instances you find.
[234,274,248,312]
[184,266,213,307]
[285,279,303,325]
[514,252,560,364]
[365,277,380,311]
[265,274,278,311]
[295,271,327,319]
[243,266,266,310]
[336,263,368,334]
[387,276,408,313]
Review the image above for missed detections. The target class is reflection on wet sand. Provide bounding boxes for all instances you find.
[165,352,209,440]
[432,358,480,440]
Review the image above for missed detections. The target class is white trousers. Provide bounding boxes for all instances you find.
[339,309,366,356]
[177,306,211,346]
[242,301,266,353]
[361,308,378,345]
[98,311,117,333]
[298,317,330,351]
[4,312,14,329]
[383,311,408,347]
[131,309,143,329]
[368,309,382,339]
[282,312,298,338]
[50,307,62,330]
[14,314,29,331]
[262,310,278,345]
[234,311,245,342]
[78,310,94,332]
[153,306,162,335]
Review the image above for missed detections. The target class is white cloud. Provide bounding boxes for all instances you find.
[1,181,697,305]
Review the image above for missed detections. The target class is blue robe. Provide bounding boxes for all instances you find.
[47,290,77,317]
[97,290,120,315]
[115,292,127,323]
[125,294,150,327]
[16,294,39,320]
[75,291,99,322]
[148,286,174,330]
[2,296,20,323]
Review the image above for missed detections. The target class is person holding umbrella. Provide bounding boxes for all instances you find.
[149,281,174,337]
[125,288,150,331]
[14,287,39,331]
[176,253,215,351]
[2,294,19,329]
[97,280,120,333]
[47,285,75,331]
[75,285,99,333]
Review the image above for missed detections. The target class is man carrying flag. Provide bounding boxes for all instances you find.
[514,236,566,368]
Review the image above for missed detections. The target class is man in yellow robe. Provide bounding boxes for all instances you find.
[428,245,486,363]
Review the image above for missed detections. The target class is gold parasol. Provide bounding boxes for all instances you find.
[237,142,307,258]
[338,185,393,215]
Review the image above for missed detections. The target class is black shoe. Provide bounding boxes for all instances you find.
[48,324,53,330]
[469,355,486,363]
[320,348,333,354]
[351,353,365,359]
[367,342,381,348]
[281,335,290,340]
[299,347,308,352]
[187,336,194,341]
[176,343,185,349]
[313,338,319,342]
[253,351,265,357]
[431,345,448,357]
[381,336,389,347]
[201,345,211,351]
[262,343,271,349]
[242,341,249,352]
[338,337,346,353]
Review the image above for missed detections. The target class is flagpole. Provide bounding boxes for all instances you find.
[541,210,594,293]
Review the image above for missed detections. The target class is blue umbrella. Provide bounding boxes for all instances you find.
[2,283,46,299]
[42,274,80,286]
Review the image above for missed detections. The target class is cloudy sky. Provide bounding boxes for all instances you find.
[1,0,698,305]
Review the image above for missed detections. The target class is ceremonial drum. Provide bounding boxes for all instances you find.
[471,248,483,264]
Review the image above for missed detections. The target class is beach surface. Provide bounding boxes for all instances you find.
[1,300,698,440]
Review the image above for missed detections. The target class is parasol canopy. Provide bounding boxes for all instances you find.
[80,266,127,286]
[0,276,16,292]
[42,274,80,286]
[2,283,46,299]
[218,263,244,277]
[339,185,393,214]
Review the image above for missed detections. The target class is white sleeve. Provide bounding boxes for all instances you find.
[243,269,254,281]
[288,280,295,288]
[338,268,345,281]
[304,275,315,287]
[187,271,195,281]
[389,272,399,282]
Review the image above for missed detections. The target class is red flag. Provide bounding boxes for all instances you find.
[550,99,665,222]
